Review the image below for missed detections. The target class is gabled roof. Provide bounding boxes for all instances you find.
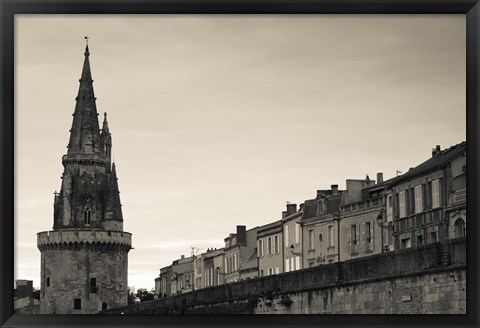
[371,142,466,190]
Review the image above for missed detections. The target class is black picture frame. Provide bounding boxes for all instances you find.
[1,1,479,327]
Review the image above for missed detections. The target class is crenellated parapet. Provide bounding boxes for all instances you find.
[37,229,132,251]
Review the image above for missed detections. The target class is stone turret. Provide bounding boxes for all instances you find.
[38,43,132,314]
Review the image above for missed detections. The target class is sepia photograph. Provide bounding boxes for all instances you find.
[13,14,467,316]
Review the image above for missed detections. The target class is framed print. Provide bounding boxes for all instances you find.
[1,1,479,328]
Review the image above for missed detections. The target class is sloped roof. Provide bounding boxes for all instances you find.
[371,142,466,190]
[257,220,282,237]
[302,192,343,221]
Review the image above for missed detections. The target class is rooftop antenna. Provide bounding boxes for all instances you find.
[84,35,89,46]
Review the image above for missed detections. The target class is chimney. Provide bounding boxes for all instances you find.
[376,172,383,184]
[286,203,297,216]
[331,184,338,194]
[282,211,287,219]
[432,145,441,157]
[236,225,246,246]
[181,255,185,259]
[316,190,324,198]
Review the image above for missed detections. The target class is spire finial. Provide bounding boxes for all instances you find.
[84,36,90,56]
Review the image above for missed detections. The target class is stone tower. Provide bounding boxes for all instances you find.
[37,44,132,314]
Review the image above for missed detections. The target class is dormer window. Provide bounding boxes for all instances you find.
[84,209,92,225]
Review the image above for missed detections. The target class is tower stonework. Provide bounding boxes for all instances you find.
[37,45,132,314]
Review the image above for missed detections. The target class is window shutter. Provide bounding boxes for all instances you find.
[427,182,432,209]
[356,224,360,247]
[409,188,414,214]
[362,223,366,251]
[370,221,375,250]
[422,184,427,210]
[285,259,289,272]
[348,228,352,253]
[394,193,399,218]
[404,189,409,215]
[440,178,445,206]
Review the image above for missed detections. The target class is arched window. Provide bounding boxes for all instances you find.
[84,209,92,225]
[454,218,466,238]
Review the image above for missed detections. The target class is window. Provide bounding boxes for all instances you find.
[268,268,274,276]
[274,235,279,254]
[275,266,280,274]
[74,298,81,310]
[102,303,107,311]
[267,237,272,255]
[295,223,300,244]
[84,209,91,225]
[285,259,290,272]
[388,195,392,208]
[414,185,423,213]
[46,277,50,287]
[432,180,440,208]
[284,225,289,247]
[351,225,358,245]
[90,278,97,293]
[319,233,323,242]
[295,256,301,271]
[260,269,264,277]
[431,231,438,242]
[401,238,411,249]
[308,229,314,250]
[454,218,466,238]
[350,224,360,254]
[365,222,372,243]
[399,191,406,218]
[258,239,264,257]
[417,234,423,246]
[290,257,294,271]
[328,225,334,247]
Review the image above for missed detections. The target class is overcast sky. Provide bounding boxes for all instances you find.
[15,15,465,290]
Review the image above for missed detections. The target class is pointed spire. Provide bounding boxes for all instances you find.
[67,41,102,155]
[101,112,110,135]
[100,112,112,161]
[110,162,123,221]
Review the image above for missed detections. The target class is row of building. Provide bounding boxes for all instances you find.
[155,142,467,298]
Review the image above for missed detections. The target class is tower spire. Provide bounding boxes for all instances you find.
[67,41,101,155]
[100,112,112,161]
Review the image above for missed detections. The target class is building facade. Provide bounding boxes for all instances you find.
[301,186,344,268]
[339,178,385,261]
[282,204,303,272]
[37,45,132,314]
[386,143,466,250]
[171,256,194,294]
[257,221,283,276]
[224,226,259,283]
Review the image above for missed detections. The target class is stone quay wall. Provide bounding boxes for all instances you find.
[103,238,466,315]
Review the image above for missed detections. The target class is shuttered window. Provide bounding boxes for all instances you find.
[399,191,406,218]
[414,185,423,213]
[432,180,440,208]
